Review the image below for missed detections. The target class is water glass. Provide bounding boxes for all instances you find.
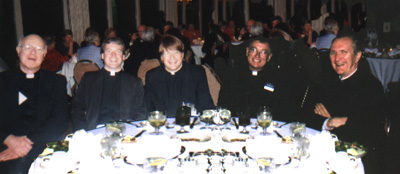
[257,157,276,173]
[106,122,126,137]
[289,122,306,138]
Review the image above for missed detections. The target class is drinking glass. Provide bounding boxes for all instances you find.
[143,157,167,173]
[106,121,126,137]
[238,110,251,134]
[257,157,276,173]
[257,106,272,135]
[100,136,122,159]
[200,109,215,129]
[148,110,167,135]
[175,106,191,133]
[293,136,310,162]
[219,109,232,130]
[289,122,306,138]
[183,102,197,116]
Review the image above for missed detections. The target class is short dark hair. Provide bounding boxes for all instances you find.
[159,35,184,54]
[43,34,56,46]
[63,29,73,37]
[101,37,125,54]
[332,34,361,55]
[247,37,271,52]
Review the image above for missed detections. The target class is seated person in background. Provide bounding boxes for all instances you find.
[56,29,79,58]
[145,35,215,117]
[308,35,386,174]
[72,37,146,131]
[218,37,297,121]
[300,20,319,48]
[77,30,104,68]
[316,18,339,50]
[104,28,117,40]
[0,34,69,174]
[184,23,201,45]
[41,34,69,72]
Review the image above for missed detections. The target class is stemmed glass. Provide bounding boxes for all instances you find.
[200,109,215,129]
[148,110,167,135]
[257,106,273,135]
[237,109,251,134]
[219,109,231,130]
[175,106,191,133]
[257,157,276,173]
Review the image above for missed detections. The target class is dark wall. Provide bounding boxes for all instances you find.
[0,0,18,69]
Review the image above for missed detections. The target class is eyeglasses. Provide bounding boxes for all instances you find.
[248,47,269,57]
[162,50,182,57]
[19,45,45,54]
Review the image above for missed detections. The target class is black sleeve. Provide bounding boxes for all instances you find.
[71,74,89,131]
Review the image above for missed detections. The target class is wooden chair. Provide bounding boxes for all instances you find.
[73,59,100,89]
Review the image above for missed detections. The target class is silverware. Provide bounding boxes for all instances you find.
[233,118,239,129]
[278,122,289,128]
[190,117,198,129]
[134,129,146,138]
[273,130,284,138]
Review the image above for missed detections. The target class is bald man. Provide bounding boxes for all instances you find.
[0,34,69,173]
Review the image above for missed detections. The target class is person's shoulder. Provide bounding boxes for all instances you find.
[0,69,16,79]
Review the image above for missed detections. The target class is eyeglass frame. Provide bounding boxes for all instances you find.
[247,47,270,57]
[18,45,46,54]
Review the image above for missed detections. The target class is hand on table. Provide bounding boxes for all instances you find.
[314,103,331,118]
[0,135,33,161]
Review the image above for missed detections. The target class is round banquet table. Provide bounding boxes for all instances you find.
[29,118,364,174]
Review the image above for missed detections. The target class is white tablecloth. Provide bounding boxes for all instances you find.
[29,119,364,174]
[191,45,205,65]
[367,57,400,92]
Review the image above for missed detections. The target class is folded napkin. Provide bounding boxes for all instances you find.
[68,129,103,161]
[308,131,336,161]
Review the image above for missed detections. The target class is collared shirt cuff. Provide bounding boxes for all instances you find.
[322,118,334,131]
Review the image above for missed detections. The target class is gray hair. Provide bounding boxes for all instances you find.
[324,18,339,32]
[142,28,155,42]
[250,22,264,37]
[85,30,100,43]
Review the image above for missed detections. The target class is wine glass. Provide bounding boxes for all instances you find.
[148,110,167,135]
[175,106,191,133]
[257,106,272,135]
[200,109,215,129]
[219,109,231,130]
[237,109,251,134]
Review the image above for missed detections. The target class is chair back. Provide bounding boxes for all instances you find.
[73,59,99,85]
[137,59,161,85]
[202,64,221,106]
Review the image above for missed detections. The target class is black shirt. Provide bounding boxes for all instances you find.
[98,69,122,124]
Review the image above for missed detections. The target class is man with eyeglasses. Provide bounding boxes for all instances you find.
[218,37,296,121]
[0,34,69,173]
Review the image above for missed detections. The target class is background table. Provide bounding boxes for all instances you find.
[367,57,400,93]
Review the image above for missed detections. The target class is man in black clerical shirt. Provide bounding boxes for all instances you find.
[145,35,215,117]
[310,35,386,174]
[72,37,146,131]
[218,37,296,121]
[0,34,69,174]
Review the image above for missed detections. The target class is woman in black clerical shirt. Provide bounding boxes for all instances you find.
[145,35,215,117]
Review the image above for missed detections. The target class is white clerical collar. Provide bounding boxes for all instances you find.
[104,67,122,76]
[252,71,258,76]
[165,64,183,75]
[340,68,357,81]
[26,74,35,79]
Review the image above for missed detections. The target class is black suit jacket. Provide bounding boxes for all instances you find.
[0,69,69,144]
[72,69,146,131]
[145,63,215,117]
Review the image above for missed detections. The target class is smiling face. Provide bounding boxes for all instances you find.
[17,35,47,74]
[246,41,272,71]
[330,37,361,78]
[102,42,125,71]
[161,48,184,72]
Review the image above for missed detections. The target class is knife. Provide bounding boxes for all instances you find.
[134,129,146,138]
[273,130,284,139]
[190,117,198,129]
[233,118,239,129]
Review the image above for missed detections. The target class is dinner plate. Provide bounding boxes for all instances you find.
[124,146,185,165]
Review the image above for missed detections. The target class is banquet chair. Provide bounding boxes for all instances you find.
[73,59,100,90]
[202,64,221,106]
[137,58,161,86]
